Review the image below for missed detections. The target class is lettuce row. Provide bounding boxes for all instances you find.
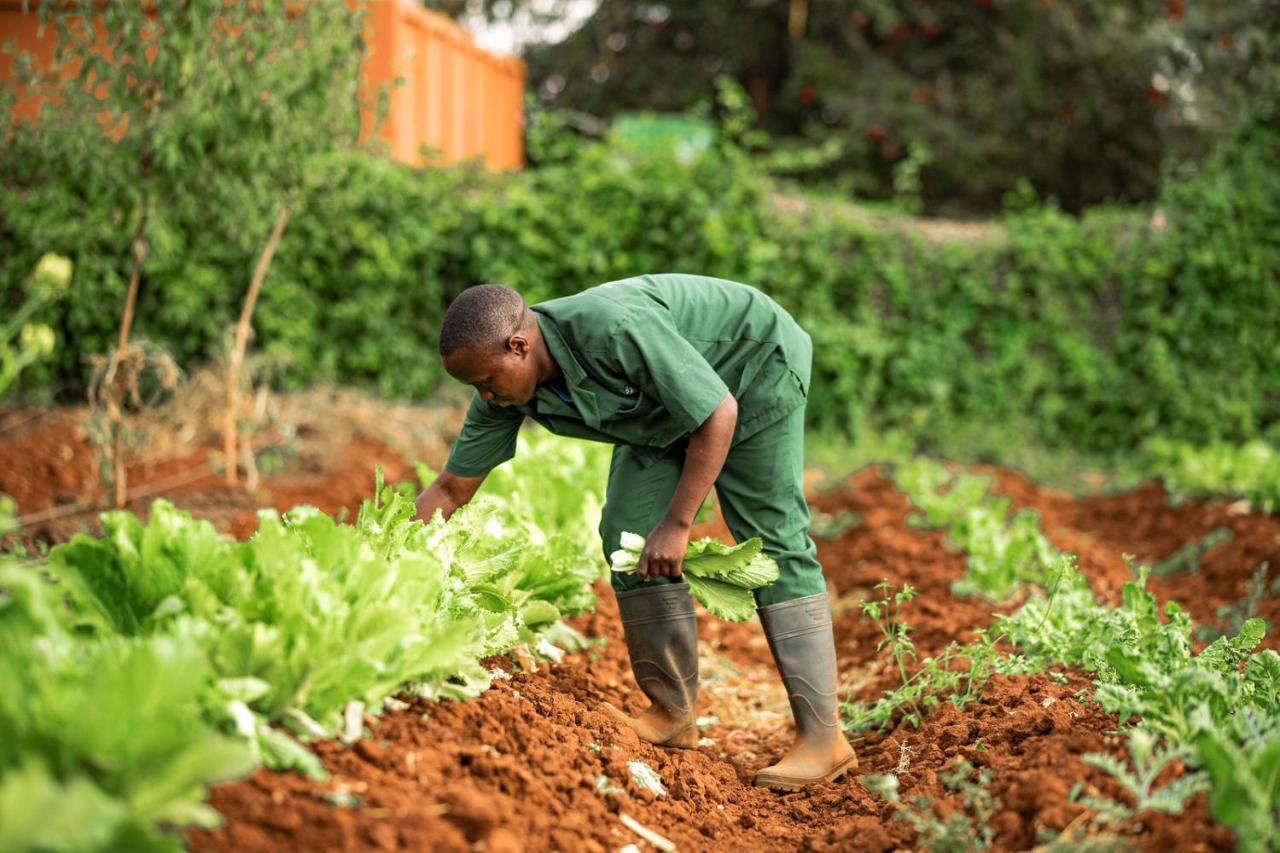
[892,457,1280,848]
[0,432,609,851]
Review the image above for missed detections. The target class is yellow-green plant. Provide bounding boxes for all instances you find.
[0,253,70,397]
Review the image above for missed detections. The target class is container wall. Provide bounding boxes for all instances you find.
[362,0,524,170]
[0,0,525,171]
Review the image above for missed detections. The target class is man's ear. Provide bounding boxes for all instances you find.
[508,333,530,358]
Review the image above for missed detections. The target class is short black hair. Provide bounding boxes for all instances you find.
[439,285,526,357]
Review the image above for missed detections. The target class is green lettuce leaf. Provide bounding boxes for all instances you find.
[610,532,780,621]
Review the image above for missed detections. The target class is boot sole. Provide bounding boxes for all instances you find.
[754,753,859,791]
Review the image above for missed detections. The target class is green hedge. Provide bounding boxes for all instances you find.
[2,110,1277,454]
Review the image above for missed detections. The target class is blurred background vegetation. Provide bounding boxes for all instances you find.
[1,0,1277,467]
[445,0,1276,213]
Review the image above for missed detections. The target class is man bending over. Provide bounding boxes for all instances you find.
[414,273,856,790]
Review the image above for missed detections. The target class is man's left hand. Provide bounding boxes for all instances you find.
[639,517,691,579]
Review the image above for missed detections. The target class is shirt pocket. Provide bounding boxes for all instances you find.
[595,379,648,419]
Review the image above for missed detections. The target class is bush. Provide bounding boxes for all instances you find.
[2,106,1277,454]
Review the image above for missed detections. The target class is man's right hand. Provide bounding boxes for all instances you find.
[413,470,487,523]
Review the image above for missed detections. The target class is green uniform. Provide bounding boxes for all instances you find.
[444,273,825,607]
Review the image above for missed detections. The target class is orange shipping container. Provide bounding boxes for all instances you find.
[0,0,524,171]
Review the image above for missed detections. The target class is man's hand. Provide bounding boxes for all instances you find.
[413,470,487,523]
[639,516,692,579]
[638,390,736,581]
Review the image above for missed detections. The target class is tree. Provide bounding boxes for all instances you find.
[4,1,368,497]
[434,0,1276,212]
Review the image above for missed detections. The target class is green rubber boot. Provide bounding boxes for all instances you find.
[754,592,858,790]
[600,583,699,749]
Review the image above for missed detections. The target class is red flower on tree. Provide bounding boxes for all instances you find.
[798,86,818,106]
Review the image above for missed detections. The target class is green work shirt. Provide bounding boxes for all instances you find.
[444,273,812,477]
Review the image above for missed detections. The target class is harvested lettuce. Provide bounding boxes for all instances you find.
[609,531,779,621]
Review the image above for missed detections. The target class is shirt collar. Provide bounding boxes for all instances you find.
[531,307,600,428]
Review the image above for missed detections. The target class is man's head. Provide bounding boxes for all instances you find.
[439,285,542,406]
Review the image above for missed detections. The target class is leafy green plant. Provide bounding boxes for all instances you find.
[890,460,1280,844]
[0,565,254,852]
[1142,438,1280,512]
[895,459,1061,600]
[864,758,998,852]
[1003,560,1278,747]
[609,531,780,621]
[1196,725,1280,852]
[842,582,1028,733]
[0,431,611,847]
[1075,730,1209,828]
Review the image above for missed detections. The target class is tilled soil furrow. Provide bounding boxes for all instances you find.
[191,467,1244,852]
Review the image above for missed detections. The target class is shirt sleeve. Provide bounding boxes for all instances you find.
[444,392,524,477]
[611,308,730,435]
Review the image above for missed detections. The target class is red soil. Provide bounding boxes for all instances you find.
[188,467,1256,853]
[981,465,1280,649]
[1,409,412,547]
[4,410,1269,851]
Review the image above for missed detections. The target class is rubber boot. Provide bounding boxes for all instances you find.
[600,583,699,749]
[754,592,858,790]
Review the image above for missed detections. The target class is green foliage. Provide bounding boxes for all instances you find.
[888,456,1280,845]
[4,31,1279,454]
[0,432,609,848]
[841,581,1031,734]
[1,0,369,396]
[513,0,1277,212]
[1197,719,1280,852]
[894,459,1061,601]
[1075,730,1209,827]
[864,758,999,851]
[1002,561,1279,747]
[1141,439,1280,513]
[609,531,780,621]
[0,565,254,852]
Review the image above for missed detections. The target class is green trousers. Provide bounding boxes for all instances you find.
[600,403,826,608]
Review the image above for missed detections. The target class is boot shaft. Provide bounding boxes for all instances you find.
[758,592,840,734]
[616,583,698,716]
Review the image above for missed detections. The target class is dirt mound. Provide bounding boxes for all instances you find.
[5,408,1261,849]
[190,465,1247,852]
[1,406,419,548]
[984,466,1280,649]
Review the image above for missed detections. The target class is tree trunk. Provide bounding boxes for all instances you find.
[225,204,291,486]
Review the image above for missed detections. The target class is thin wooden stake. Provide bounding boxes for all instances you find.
[107,230,147,507]
[225,204,290,486]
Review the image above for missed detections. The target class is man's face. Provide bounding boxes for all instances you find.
[442,336,539,407]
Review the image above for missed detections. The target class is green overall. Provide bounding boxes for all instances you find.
[444,273,826,607]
